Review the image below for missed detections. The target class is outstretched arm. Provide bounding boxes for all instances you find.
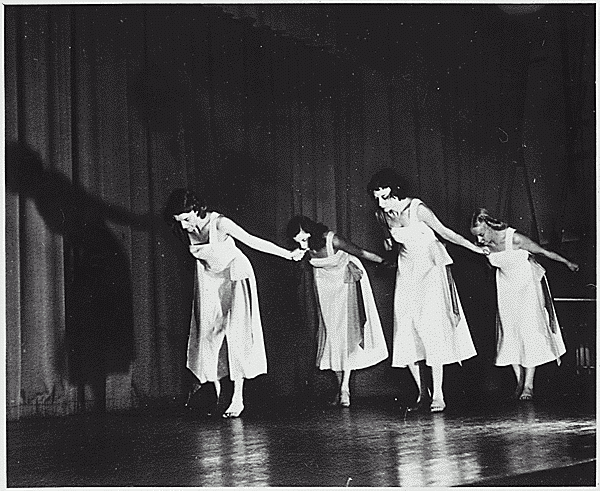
[417,203,487,255]
[332,234,385,264]
[217,216,304,261]
[514,232,579,271]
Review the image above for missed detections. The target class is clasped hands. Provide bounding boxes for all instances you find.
[290,248,307,261]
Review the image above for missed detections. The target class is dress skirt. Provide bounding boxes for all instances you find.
[186,254,267,383]
[312,254,388,372]
[392,243,477,367]
[494,255,566,367]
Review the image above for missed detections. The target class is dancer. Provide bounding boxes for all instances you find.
[164,189,304,418]
[286,216,390,407]
[470,208,578,400]
[368,168,486,412]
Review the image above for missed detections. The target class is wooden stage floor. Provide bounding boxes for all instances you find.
[6,396,596,488]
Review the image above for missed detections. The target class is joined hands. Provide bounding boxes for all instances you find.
[290,248,307,261]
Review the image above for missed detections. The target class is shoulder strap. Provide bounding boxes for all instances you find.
[505,227,515,250]
[409,198,422,224]
[208,212,222,243]
[326,230,335,256]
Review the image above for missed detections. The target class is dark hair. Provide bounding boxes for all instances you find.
[367,169,409,255]
[163,189,206,224]
[367,168,407,199]
[163,189,207,245]
[471,208,508,231]
[286,215,328,251]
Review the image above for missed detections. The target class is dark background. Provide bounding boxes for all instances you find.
[5,3,595,418]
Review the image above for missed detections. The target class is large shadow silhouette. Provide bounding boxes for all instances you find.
[6,141,153,412]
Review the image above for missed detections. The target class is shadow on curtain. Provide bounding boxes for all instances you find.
[5,141,150,413]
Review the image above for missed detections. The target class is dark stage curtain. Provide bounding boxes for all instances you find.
[5,4,595,419]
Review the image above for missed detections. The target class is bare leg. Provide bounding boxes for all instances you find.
[223,378,244,418]
[430,363,446,412]
[512,364,525,399]
[408,362,422,398]
[407,361,431,411]
[338,370,351,407]
[519,367,535,400]
[185,381,202,408]
[214,379,221,401]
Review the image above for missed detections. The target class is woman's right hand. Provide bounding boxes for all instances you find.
[290,248,306,261]
[566,261,579,272]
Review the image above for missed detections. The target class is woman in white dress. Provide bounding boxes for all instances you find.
[164,189,304,418]
[286,216,390,407]
[470,208,579,400]
[368,169,486,412]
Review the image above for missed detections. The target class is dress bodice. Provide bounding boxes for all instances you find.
[488,228,530,273]
[309,231,348,271]
[388,199,437,249]
[388,199,452,266]
[188,212,251,279]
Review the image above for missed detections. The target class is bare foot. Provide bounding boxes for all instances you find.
[222,400,244,418]
[340,389,350,407]
[430,398,446,413]
[512,384,525,400]
[185,383,202,408]
[519,387,533,401]
[408,393,431,412]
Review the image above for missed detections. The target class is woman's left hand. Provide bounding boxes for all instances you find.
[567,261,579,272]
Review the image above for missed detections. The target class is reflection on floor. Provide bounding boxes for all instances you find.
[7,397,596,487]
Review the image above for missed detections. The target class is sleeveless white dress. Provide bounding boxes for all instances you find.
[389,199,477,367]
[186,212,267,383]
[488,227,566,367]
[309,231,389,371]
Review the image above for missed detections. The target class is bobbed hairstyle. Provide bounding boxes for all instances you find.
[470,208,508,231]
[367,168,410,255]
[286,215,328,251]
[163,188,206,225]
[367,168,407,200]
[163,189,208,245]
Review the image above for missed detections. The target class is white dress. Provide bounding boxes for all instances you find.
[488,228,566,367]
[309,231,389,371]
[186,212,267,383]
[389,199,477,367]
